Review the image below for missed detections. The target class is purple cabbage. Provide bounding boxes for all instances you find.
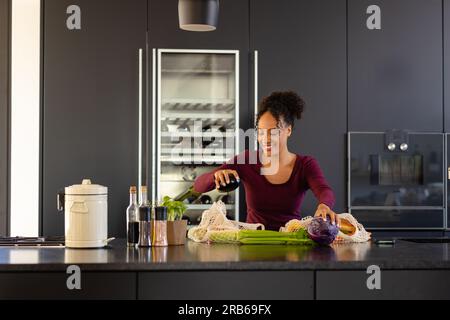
[307,217,339,245]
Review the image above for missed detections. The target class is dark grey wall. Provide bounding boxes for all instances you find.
[0,0,9,236]
[42,0,146,237]
[250,0,347,215]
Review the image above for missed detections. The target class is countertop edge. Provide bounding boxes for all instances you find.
[2,260,450,272]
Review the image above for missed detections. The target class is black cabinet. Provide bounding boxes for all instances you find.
[250,0,347,214]
[317,270,450,300]
[138,271,314,300]
[348,0,443,132]
[0,272,136,300]
[3,268,450,300]
[42,0,147,237]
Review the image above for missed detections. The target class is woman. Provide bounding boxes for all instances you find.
[194,91,339,230]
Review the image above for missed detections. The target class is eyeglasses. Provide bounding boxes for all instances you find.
[255,126,284,137]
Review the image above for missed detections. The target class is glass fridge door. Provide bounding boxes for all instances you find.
[155,50,239,224]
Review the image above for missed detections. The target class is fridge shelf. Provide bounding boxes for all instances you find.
[187,204,235,210]
[161,111,234,120]
[162,98,234,112]
[161,69,234,74]
[161,148,235,155]
[162,119,236,129]
[161,131,235,138]
[160,156,230,164]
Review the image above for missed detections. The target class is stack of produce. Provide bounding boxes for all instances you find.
[205,217,361,246]
[188,202,370,245]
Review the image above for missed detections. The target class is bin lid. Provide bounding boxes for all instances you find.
[65,179,108,195]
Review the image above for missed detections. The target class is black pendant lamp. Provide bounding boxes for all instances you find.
[178,0,219,32]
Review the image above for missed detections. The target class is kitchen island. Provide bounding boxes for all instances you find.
[0,239,449,299]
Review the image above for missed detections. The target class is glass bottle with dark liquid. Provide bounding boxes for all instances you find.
[217,175,240,193]
[126,186,139,246]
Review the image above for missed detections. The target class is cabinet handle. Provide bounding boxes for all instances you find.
[448,167,450,180]
[138,48,143,192]
[253,50,258,151]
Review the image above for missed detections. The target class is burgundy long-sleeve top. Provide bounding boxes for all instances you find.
[194,150,335,231]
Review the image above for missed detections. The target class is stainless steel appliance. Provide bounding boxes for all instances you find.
[446,134,450,231]
[150,49,240,224]
[0,237,65,247]
[348,131,445,230]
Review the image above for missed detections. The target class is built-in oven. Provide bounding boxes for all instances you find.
[348,131,445,230]
[447,134,450,231]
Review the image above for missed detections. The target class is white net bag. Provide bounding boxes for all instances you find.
[187,201,265,243]
[334,213,371,243]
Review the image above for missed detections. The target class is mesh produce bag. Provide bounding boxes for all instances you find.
[187,201,265,243]
[280,213,371,243]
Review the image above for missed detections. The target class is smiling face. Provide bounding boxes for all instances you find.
[257,111,292,157]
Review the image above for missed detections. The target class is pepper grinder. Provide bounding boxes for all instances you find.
[138,205,152,247]
[152,206,168,247]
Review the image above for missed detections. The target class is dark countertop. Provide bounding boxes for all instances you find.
[0,238,449,272]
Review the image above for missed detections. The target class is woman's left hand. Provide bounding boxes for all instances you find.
[314,203,340,227]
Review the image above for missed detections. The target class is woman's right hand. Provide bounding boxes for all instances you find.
[214,169,240,189]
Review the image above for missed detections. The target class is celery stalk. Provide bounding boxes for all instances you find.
[237,229,314,245]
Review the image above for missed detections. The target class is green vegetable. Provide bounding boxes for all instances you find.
[208,230,240,244]
[238,229,314,245]
[161,196,187,221]
[207,229,315,245]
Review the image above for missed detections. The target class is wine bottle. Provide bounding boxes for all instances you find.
[217,175,240,193]
[174,185,202,203]
[126,186,139,246]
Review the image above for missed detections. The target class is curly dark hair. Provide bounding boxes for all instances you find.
[256,91,305,129]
